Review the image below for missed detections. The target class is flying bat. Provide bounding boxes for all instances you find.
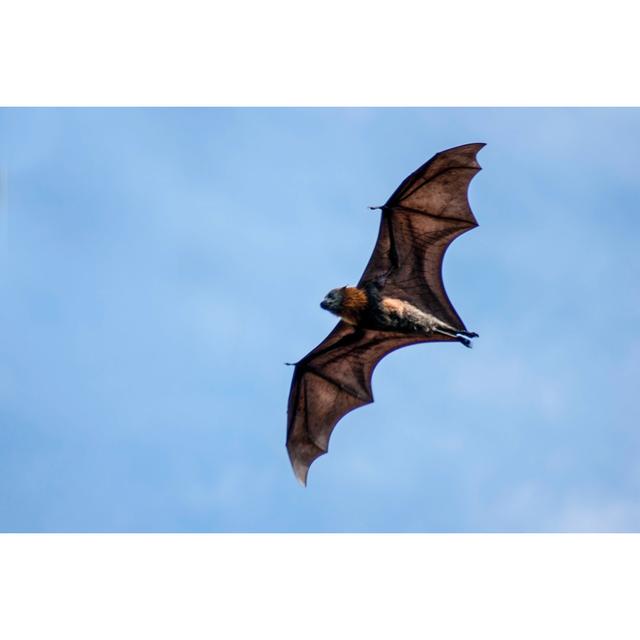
[286,143,484,485]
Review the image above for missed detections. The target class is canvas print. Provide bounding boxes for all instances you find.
[0,108,638,531]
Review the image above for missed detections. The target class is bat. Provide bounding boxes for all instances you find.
[286,143,484,485]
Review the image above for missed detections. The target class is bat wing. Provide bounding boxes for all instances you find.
[359,142,485,331]
[287,143,484,484]
[287,321,425,485]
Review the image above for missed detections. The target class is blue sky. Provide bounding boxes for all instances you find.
[0,108,638,532]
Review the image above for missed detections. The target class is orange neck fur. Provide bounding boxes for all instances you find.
[338,287,368,325]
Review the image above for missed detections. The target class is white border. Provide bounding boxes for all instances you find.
[1,534,639,639]
[1,1,639,105]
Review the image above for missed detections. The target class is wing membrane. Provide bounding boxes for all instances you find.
[286,322,450,485]
[358,143,484,330]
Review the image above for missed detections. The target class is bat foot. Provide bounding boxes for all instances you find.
[434,327,477,347]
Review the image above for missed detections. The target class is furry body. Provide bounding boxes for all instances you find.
[320,284,476,345]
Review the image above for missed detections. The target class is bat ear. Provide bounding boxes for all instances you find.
[341,286,347,291]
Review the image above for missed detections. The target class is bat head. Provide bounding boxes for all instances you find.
[320,287,346,314]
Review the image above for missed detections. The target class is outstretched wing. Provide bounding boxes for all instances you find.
[287,143,484,484]
[287,322,440,485]
[359,142,484,331]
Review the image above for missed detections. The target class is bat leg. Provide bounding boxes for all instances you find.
[433,327,475,348]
